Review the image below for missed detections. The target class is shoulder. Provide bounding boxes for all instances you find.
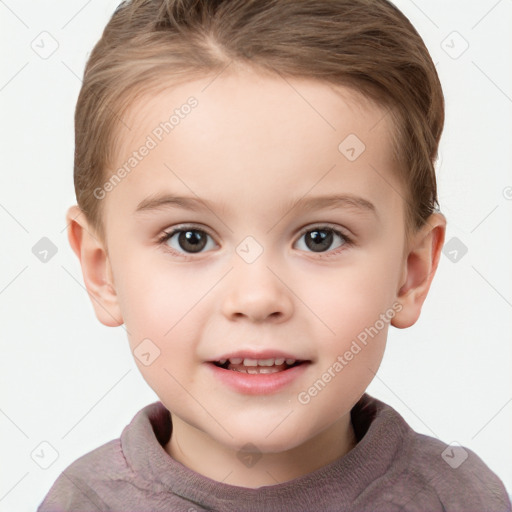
[356,395,511,512]
[37,437,132,511]
[37,401,169,512]
[395,428,511,511]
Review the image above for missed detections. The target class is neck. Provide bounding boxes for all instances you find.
[165,413,357,488]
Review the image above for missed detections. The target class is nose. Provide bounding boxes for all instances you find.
[220,253,294,324]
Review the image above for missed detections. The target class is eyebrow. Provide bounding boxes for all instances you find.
[134,192,377,217]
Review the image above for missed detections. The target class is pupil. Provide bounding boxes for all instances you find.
[179,230,206,253]
[306,229,332,252]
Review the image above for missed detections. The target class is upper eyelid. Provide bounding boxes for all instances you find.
[162,223,216,239]
[298,223,348,234]
[162,222,348,236]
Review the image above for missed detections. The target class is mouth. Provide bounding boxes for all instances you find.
[211,357,306,374]
[207,352,311,394]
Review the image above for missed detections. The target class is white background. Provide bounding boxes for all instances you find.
[1,0,511,510]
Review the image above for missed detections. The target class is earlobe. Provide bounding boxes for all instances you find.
[66,205,123,327]
[391,213,446,329]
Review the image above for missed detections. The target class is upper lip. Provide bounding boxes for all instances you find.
[209,350,310,362]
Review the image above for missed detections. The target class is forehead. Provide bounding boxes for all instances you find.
[104,70,403,224]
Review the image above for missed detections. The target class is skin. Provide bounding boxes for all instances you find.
[67,67,445,488]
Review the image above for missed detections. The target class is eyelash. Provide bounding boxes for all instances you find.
[157,224,353,260]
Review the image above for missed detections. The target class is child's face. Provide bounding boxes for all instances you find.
[99,70,410,453]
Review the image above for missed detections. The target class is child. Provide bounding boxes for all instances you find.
[38,0,511,510]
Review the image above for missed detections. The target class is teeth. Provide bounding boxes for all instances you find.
[258,367,281,374]
[219,357,299,367]
[238,357,294,366]
[233,367,284,374]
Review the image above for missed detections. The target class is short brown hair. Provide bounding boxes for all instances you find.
[74,0,444,244]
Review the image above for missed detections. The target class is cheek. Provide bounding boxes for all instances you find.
[307,253,400,330]
[119,266,201,403]
[115,258,208,383]
[300,243,402,371]
[115,252,198,336]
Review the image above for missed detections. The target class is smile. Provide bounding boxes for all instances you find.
[213,357,303,374]
[207,352,311,394]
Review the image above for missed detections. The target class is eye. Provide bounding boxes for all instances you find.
[294,225,351,255]
[157,224,352,258]
[158,226,217,255]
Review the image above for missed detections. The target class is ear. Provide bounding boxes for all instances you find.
[391,213,446,329]
[66,205,123,327]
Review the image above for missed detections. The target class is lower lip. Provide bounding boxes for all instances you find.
[206,362,310,395]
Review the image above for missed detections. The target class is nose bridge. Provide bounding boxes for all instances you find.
[221,236,293,322]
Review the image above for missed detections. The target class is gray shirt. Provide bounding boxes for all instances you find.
[37,393,511,511]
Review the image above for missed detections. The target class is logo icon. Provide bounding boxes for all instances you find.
[338,134,366,162]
